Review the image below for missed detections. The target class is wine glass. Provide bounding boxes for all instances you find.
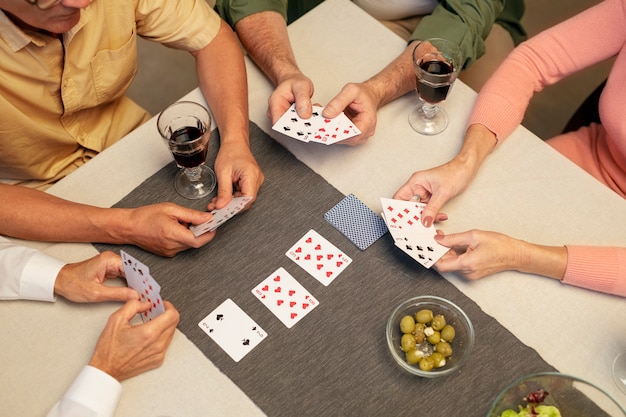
[408,38,463,135]
[157,101,216,199]
[612,350,626,394]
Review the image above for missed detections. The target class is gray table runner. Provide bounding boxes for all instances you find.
[96,122,559,416]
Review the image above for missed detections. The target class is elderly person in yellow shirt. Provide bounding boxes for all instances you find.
[0,0,264,257]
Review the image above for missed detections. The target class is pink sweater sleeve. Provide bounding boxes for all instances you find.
[563,246,626,297]
[468,0,626,141]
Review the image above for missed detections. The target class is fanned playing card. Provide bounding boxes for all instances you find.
[198,298,267,362]
[190,196,253,237]
[285,229,352,286]
[380,198,448,269]
[251,267,319,328]
[272,103,360,145]
[324,193,388,250]
[121,250,165,322]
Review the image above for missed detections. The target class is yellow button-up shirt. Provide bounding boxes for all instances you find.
[0,0,221,188]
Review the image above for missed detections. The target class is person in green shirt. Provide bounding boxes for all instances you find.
[213,0,526,146]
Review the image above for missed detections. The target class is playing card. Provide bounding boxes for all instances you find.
[324,193,388,250]
[271,103,320,142]
[285,229,352,286]
[251,267,319,328]
[309,111,361,145]
[198,298,267,362]
[379,198,449,269]
[189,196,253,237]
[121,250,165,322]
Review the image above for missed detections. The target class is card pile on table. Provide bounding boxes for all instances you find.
[380,197,448,269]
[272,103,361,145]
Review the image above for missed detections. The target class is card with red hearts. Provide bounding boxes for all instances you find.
[285,229,352,286]
[251,267,319,328]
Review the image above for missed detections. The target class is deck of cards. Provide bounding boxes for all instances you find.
[272,103,361,145]
[380,197,448,269]
[190,196,252,237]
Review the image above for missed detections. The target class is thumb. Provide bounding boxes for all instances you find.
[323,91,352,118]
[214,181,233,210]
[115,299,151,322]
[294,93,313,120]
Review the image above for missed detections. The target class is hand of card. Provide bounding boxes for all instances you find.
[121,250,166,322]
[272,103,360,145]
[380,197,448,268]
[190,196,253,237]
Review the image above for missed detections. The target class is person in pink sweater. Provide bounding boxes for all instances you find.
[393,0,626,297]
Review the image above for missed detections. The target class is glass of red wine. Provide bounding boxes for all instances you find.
[157,101,216,199]
[409,38,463,135]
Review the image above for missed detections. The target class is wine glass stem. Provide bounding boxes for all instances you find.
[422,102,439,119]
[184,166,202,182]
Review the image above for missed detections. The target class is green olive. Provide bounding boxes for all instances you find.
[426,330,441,345]
[431,314,446,331]
[415,309,434,324]
[418,356,435,371]
[401,333,417,352]
[413,322,426,343]
[436,341,453,357]
[430,352,446,368]
[441,324,456,342]
[399,315,416,334]
[405,348,423,365]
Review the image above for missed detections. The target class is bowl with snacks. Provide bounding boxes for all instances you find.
[386,295,474,377]
[486,372,626,417]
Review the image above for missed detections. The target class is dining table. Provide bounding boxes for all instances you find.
[2,0,626,416]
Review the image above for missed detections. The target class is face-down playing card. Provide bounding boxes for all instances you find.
[121,250,166,322]
[189,196,253,237]
[198,298,267,362]
[285,229,352,286]
[324,193,388,250]
[379,198,448,269]
[251,267,319,328]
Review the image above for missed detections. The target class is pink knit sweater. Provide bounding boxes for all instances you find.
[467,0,626,296]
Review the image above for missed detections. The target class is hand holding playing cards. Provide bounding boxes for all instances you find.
[267,71,314,125]
[433,230,568,281]
[212,141,264,210]
[323,82,379,146]
[54,251,137,303]
[123,203,216,257]
[88,299,180,381]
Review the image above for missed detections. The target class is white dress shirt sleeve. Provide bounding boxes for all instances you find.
[0,237,65,301]
[46,366,123,417]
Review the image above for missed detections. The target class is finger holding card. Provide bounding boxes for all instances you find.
[121,251,166,322]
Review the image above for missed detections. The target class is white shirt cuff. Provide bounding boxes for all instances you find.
[20,250,65,301]
[56,365,122,417]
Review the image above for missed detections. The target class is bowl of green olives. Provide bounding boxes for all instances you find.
[386,295,474,377]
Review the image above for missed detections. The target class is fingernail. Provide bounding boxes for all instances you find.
[424,216,433,227]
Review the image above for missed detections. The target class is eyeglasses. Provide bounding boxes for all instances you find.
[23,0,63,10]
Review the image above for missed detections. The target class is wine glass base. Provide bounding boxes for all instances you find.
[174,165,216,199]
[408,105,449,135]
[613,350,626,394]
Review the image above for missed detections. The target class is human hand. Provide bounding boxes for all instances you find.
[433,230,521,280]
[54,251,137,303]
[88,299,180,382]
[393,157,475,227]
[267,72,314,124]
[322,82,379,146]
[211,141,264,210]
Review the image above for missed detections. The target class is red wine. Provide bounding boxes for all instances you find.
[417,60,453,104]
[170,126,207,168]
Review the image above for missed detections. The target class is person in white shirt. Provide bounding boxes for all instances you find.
[0,238,180,417]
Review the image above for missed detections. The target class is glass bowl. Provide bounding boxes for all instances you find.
[386,295,474,377]
[486,372,626,416]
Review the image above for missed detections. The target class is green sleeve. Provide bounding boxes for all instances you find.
[409,0,525,69]
[213,0,288,27]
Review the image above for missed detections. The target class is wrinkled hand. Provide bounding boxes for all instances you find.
[212,141,264,210]
[54,251,136,303]
[322,82,379,146]
[123,203,216,257]
[433,230,521,280]
[393,158,475,227]
[88,299,180,382]
[267,72,314,124]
